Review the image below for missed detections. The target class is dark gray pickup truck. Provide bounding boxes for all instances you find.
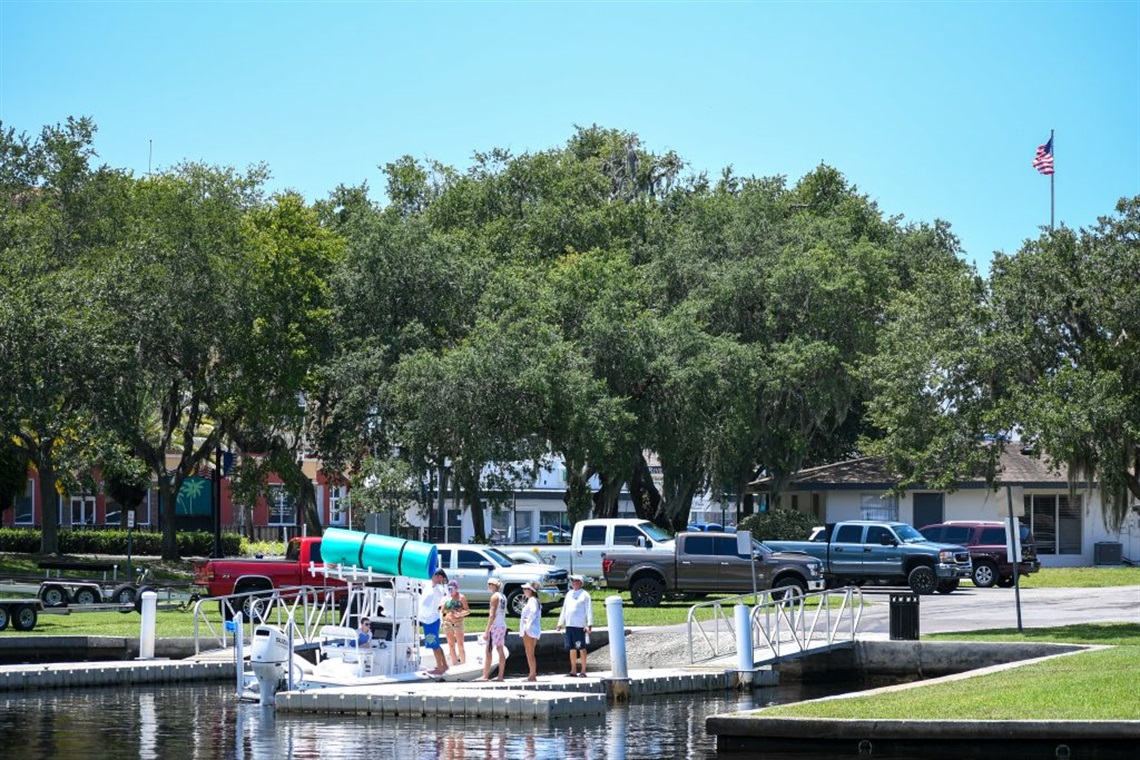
[601,531,826,607]
[766,520,973,594]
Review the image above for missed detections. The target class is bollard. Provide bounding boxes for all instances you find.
[233,613,244,697]
[138,590,158,660]
[735,603,753,688]
[605,595,629,680]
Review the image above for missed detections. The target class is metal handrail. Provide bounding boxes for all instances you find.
[749,586,863,662]
[686,587,863,665]
[192,585,340,654]
[686,590,775,664]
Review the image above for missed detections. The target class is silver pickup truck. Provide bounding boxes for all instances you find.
[435,544,568,616]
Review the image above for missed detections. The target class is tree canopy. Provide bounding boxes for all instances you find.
[2,115,1136,556]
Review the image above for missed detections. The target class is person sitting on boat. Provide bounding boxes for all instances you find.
[441,580,470,667]
[357,616,373,647]
[419,569,450,676]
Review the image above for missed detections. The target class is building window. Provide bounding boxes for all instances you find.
[329,486,349,527]
[268,485,297,526]
[134,489,154,526]
[68,495,96,527]
[860,493,898,521]
[1026,493,1082,555]
[14,479,35,524]
[512,511,534,543]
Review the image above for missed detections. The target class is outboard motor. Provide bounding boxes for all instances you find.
[249,625,290,705]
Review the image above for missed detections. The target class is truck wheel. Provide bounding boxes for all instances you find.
[135,586,156,614]
[907,565,937,595]
[936,579,960,594]
[0,604,9,631]
[972,560,998,588]
[771,576,807,600]
[73,586,100,605]
[505,588,526,617]
[111,584,138,612]
[12,605,37,631]
[39,584,70,607]
[629,577,665,607]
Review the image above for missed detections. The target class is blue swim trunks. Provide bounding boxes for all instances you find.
[563,626,586,651]
[421,619,442,649]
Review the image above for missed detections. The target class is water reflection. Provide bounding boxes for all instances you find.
[0,683,821,760]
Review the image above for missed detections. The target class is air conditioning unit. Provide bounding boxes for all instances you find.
[1093,542,1123,566]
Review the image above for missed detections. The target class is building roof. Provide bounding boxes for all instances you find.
[749,445,1089,492]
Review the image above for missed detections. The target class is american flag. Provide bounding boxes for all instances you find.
[1033,137,1054,175]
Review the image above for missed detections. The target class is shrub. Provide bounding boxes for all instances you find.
[0,528,240,556]
[738,509,818,541]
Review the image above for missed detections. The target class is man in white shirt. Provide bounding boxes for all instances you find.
[555,575,593,677]
[419,569,449,675]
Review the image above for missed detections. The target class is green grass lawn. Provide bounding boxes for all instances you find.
[1013,565,1139,588]
[756,622,1140,721]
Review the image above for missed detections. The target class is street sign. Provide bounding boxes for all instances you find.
[127,510,136,529]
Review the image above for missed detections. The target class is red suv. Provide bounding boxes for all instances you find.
[918,521,1041,588]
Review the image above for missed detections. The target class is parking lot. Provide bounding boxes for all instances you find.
[856,583,1140,637]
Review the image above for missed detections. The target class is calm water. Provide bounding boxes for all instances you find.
[0,681,868,760]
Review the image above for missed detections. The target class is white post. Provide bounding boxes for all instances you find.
[605,595,628,679]
[735,603,753,687]
[138,590,158,660]
[233,612,244,697]
[286,613,296,691]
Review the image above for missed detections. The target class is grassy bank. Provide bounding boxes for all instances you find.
[1016,565,1139,588]
[756,622,1140,720]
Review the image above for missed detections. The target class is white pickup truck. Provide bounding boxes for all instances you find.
[503,518,675,582]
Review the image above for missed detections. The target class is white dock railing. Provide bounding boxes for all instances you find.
[192,585,340,654]
[686,587,863,665]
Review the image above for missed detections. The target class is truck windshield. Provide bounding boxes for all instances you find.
[638,522,673,543]
[481,547,513,566]
[895,525,927,543]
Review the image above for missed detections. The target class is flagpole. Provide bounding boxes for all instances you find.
[1049,128,1055,231]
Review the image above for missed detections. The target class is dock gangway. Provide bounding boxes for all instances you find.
[686,586,863,667]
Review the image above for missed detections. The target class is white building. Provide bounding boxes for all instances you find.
[749,445,1139,568]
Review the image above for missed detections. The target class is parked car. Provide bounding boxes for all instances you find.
[686,522,725,532]
[504,518,675,580]
[765,521,973,594]
[435,543,567,616]
[513,525,572,543]
[603,531,825,606]
[918,521,1040,588]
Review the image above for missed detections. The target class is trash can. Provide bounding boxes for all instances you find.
[889,593,920,640]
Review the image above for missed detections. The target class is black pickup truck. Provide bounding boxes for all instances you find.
[601,531,826,607]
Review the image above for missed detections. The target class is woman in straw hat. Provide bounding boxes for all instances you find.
[518,580,542,681]
[478,577,508,681]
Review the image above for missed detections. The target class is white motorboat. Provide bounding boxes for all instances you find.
[244,569,504,703]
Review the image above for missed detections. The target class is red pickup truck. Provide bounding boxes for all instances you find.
[193,536,346,617]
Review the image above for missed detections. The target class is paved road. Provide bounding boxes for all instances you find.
[855,584,1140,637]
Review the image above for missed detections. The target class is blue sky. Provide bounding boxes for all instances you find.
[2,1,1137,273]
